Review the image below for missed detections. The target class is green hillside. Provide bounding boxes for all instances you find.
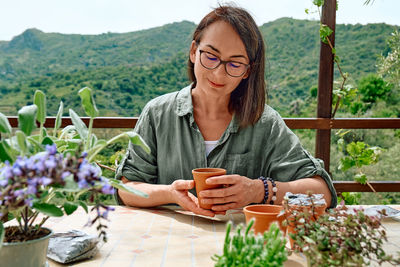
[0,18,398,117]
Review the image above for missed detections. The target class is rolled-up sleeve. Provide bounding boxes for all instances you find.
[265,111,337,208]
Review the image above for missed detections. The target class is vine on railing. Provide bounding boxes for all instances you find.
[309,0,386,204]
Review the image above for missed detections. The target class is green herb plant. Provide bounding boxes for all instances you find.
[212,220,287,267]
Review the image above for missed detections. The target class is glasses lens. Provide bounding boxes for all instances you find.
[200,51,220,69]
[226,62,247,77]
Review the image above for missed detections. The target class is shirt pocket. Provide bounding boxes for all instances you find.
[223,152,251,176]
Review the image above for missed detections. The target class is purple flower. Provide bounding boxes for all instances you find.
[14,189,25,197]
[44,158,57,169]
[78,179,89,189]
[12,167,23,176]
[46,144,57,155]
[39,177,53,186]
[101,183,115,195]
[61,171,71,180]
[0,178,8,187]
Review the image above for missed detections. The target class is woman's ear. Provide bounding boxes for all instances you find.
[189,41,197,64]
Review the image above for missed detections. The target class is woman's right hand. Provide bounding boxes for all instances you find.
[169,180,216,217]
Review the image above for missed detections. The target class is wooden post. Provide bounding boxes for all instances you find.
[316,0,336,173]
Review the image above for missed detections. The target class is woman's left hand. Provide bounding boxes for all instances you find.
[198,175,263,212]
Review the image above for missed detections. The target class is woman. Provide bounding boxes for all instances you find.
[115,5,337,217]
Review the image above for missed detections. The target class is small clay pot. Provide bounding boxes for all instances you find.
[243,204,286,234]
[192,168,226,209]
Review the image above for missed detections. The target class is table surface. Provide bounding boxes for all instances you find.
[44,205,400,267]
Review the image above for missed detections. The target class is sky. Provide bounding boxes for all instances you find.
[1,0,399,41]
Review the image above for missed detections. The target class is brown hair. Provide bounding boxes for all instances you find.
[187,4,266,127]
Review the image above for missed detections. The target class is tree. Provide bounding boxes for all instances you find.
[378,30,400,88]
[358,74,392,103]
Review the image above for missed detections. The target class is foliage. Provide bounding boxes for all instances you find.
[0,20,397,117]
[283,196,400,266]
[336,129,384,204]
[0,88,149,243]
[358,74,392,104]
[212,220,287,267]
[378,30,400,88]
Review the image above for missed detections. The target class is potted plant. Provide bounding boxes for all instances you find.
[283,199,400,266]
[0,88,149,266]
[212,220,288,267]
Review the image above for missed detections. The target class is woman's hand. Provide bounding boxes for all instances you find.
[198,175,263,212]
[169,180,216,217]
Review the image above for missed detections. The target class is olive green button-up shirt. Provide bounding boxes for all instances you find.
[115,85,337,208]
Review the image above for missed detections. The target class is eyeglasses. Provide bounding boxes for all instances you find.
[199,50,250,77]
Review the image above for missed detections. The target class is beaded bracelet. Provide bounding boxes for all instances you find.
[266,177,277,205]
[258,176,269,204]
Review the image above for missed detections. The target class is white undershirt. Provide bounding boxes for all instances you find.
[205,140,218,156]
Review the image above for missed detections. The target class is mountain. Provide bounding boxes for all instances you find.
[0,18,398,116]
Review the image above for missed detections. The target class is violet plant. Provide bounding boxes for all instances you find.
[0,87,149,243]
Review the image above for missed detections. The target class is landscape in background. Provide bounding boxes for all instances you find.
[1,18,399,203]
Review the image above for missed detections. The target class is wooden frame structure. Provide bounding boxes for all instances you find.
[3,0,400,194]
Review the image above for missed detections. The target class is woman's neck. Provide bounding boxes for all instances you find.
[191,87,232,119]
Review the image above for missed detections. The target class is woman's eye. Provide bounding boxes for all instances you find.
[228,62,241,68]
[206,54,218,61]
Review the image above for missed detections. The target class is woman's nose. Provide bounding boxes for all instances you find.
[213,63,227,77]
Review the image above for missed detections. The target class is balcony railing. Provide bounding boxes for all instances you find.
[6,116,400,194]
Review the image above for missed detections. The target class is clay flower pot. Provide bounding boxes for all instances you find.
[192,168,226,209]
[243,204,286,234]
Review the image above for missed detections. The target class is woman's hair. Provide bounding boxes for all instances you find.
[187,4,266,127]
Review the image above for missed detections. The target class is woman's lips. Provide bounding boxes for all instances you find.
[208,79,224,87]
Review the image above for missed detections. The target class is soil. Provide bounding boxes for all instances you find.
[3,226,51,243]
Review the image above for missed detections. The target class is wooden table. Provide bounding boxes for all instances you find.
[45,205,400,267]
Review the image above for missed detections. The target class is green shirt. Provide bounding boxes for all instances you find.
[115,85,337,208]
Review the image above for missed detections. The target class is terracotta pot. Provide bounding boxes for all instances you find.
[243,204,286,234]
[286,204,326,249]
[0,227,53,267]
[192,168,226,209]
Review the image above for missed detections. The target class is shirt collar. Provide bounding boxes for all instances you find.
[175,84,239,133]
[175,85,193,117]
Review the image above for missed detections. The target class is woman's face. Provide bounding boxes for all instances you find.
[190,20,250,98]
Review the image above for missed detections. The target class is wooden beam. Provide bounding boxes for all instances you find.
[6,117,400,129]
[316,0,337,173]
[333,181,400,193]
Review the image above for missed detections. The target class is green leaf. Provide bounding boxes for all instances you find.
[0,140,14,163]
[41,136,54,146]
[313,0,324,7]
[16,130,28,155]
[78,201,89,213]
[18,105,37,136]
[78,87,99,118]
[128,132,151,154]
[108,178,148,198]
[87,139,107,162]
[355,173,367,185]
[69,109,88,140]
[55,101,63,131]
[34,90,46,124]
[338,157,355,171]
[62,174,81,192]
[32,202,63,217]
[63,202,78,215]
[0,112,12,134]
[0,222,4,249]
